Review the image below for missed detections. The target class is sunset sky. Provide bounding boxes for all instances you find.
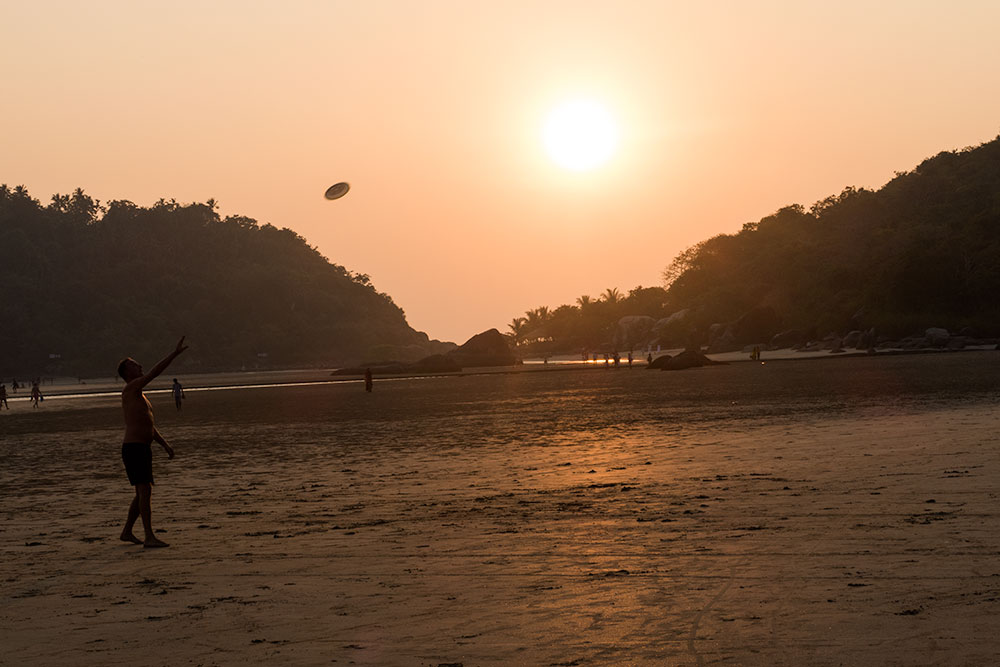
[3,1,1000,343]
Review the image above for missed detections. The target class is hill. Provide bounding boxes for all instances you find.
[504,135,1000,355]
[0,186,451,377]
[664,135,1000,344]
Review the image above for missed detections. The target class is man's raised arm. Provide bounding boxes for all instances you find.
[129,337,188,391]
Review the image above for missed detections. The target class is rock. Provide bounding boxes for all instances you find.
[646,354,674,370]
[613,315,656,349]
[659,350,726,371]
[409,354,462,373]
[843,330,863,348]
[770,328,807,349]
[732,306,781,344]
[651,310,691,347]
[925,328,950,347]
[857,327,877,350]
[446,328,517,367]
[824,336,843,351]
[707,327,739,353]
[946,337,967,350]
[849,307,868,331]
[657,309,690,327]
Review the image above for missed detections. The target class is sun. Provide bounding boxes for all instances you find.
[542,99,620,171]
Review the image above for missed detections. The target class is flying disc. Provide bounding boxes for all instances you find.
[324,182,350,200]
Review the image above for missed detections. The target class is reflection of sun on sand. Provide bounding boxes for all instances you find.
[3,352,1000,664]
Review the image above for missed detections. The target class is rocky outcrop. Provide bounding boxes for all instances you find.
[333,329,512,375]
[732,306,781,344]
[645,354,674,370]
[613,316,656,349]
[925,327,950,348]
[707,325,739,353]
[651,309,691,347]
[843,330,863,348]
[771,328,815,349]
[445,328,517,368]
[658,350,727,371]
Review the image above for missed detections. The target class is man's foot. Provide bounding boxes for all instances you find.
[120,531,143,545]
[143,536,169,548]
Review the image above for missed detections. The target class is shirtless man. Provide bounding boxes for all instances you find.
[117,337,188,548]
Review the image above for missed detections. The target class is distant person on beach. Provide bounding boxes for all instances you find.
[11,379,18,393]
[646,353,653,365]
[117,337,188,548]
[172,378,185,410]
[364,368,373,393]
[30,382,42,408]
[0,384,8,409]
[627,351,633,368]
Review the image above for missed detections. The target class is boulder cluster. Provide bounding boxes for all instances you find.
[334,328,516,376]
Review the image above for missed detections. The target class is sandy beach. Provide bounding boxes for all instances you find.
[2,352,1000,665]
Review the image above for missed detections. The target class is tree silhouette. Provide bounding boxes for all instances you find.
[0,187,441,375]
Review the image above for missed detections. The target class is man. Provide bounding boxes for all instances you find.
[172,378,185,410]
[0,383,8,409]
[117,337,188,548]
[30,381,42,408]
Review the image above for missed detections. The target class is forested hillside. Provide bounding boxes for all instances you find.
[664,135,1000,340]
[0,186,447,376]
[665,139,1000,344]
[506,135,1000,355]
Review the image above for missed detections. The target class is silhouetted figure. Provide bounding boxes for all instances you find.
[364,368,373,393]
[627,351,633,368]
[0,384,8,409]
[646,353,653,365]
[613,351,620,368]
[11,379,18,393]
[30,382,41,408]
[172,378,185,410]
[117,337,187,548]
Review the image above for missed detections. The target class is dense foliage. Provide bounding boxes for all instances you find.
[664,135,1000,338]
[507,286,671,355]
[0,187,438,376]
[508,135,1000,354]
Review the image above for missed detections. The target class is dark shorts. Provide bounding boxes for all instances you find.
[122,442,154,486]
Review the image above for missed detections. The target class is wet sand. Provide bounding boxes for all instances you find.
[2,353,1000,665]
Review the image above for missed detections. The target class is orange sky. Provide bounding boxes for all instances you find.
[3,1,1000,343]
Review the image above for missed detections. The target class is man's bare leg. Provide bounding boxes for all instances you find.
[136,483,168,548]
[120,490,143,544]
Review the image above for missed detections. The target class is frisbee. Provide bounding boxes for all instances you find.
[324,182,350,200]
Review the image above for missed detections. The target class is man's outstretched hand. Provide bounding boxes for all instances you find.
[174,336,188,356]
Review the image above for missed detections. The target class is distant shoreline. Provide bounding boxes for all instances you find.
[13,345,997,402]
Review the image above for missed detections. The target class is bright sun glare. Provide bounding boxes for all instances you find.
[542,99,619,171]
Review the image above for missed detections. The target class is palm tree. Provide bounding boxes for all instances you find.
[576,295,593,309]
[507,317,527,346]
[601,287,622,305]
